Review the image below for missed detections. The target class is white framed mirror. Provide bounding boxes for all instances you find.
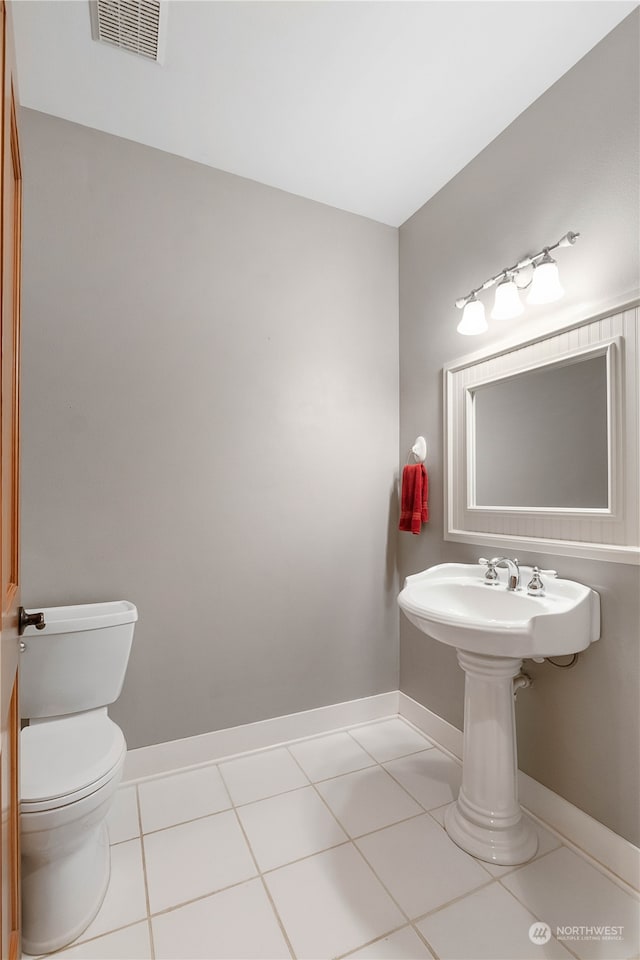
[444,302,639,563]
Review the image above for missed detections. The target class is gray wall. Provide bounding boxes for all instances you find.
[399,12,640,844]
[20,110,399,749]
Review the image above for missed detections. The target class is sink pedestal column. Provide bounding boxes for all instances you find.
[444,649,538,866]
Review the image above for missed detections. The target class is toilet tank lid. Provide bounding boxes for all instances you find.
[23,600,138,636]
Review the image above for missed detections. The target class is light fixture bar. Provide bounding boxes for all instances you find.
[455,231,579,309]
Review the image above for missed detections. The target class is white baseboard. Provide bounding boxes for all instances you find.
[398,692,640,892]
[398,691,463,760]
[123,690,399,782]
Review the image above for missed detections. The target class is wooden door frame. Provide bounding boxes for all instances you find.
[0,3,22,956]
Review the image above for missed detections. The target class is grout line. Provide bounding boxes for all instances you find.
[228,804,297,960]
[284,735,429,842]
[282,745,431,846]
[45,918,152,956]
[332,922,413,960]
[136,785,156,960]
[257,874,297,960]
[344,727,386,765]
[217,760,300,959]
[146,875,261,921]
[349,811,428,844]
[233,781,312,808]
[257,840,353,878]
[289,757,379,784]
[345,725,436,767]
[410,877,498,928]
[425,804,451,827]
[136,803,234,837]
[494,875,583,960]
[346,842,413,924]
[409,922,441,960]
[520,807,640,898]
[376,753,454,815]
[496,841,573,881]
[351,834,494,946]
[214,759,235,808]
[284,744,355,839]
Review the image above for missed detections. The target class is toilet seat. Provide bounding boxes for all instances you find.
[21,710,126,812]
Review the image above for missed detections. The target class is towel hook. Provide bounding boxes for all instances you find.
[409,436,427,464]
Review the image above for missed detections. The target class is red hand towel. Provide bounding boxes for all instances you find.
[399,463,429,534]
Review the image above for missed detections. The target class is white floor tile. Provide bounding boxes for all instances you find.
[138,764,230,833]
[501,846,640,960]
[237,785,347,870]
[41,725,636,960]
[356,814,489,918]
[344,926,434,959]
[384,749,461,810]
[79,840,147,942]
[50,922,152,960]
[152,878,291,959]
[106,786,140,844]
[219,747,308,805]
[349,719,433,763]
[417,882,574,959]
[317,765,422,837]
[144,810,257,914]
[288,732,376,782]
[265,843,404,960]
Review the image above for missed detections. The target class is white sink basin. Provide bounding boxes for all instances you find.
[398,562,600,658]
[397,561,600,867]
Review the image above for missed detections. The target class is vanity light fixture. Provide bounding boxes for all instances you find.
[456,231,579,335]
[456,293,488,335]
[491,275,524,320]
[527,249,565,304]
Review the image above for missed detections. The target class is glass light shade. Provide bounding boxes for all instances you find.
[491,277,523,320]
[456,296,487,335]
[528,253,564,304]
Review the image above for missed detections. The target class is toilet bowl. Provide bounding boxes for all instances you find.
[19,601,137,956]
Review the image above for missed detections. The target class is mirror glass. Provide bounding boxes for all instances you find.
[472,354,608,509]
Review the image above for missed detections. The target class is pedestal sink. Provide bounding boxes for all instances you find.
[398,562,600,865]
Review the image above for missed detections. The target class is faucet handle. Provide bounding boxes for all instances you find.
[527,566,545,596]
[479,558,499,584]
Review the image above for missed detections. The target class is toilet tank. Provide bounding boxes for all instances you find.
[20,601,138,721]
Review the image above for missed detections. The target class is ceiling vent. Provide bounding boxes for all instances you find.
[90,1,166,63]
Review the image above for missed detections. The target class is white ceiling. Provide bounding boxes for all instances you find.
[12,1,637,226]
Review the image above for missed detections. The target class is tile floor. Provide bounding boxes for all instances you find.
[25,717,640,960]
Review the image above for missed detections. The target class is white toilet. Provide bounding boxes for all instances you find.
[19,600,138,956]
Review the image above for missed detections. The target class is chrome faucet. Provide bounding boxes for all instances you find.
[491,557,520,591]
